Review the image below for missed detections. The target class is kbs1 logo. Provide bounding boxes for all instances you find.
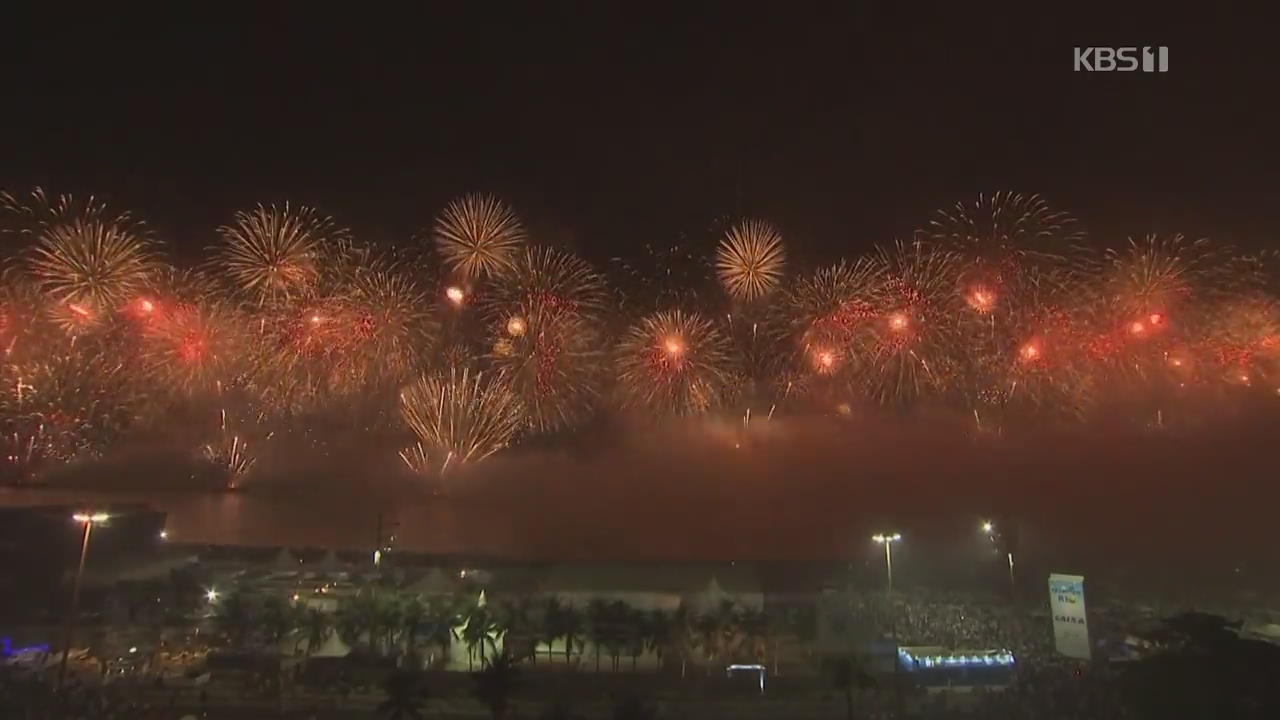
[1074,46,1168,72]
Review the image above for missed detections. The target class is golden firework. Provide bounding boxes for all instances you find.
[432,194,526,280]
[715,219,786,302]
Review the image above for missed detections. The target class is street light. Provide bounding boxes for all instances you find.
[981,520,1016,597]
[871,532,902,594]
[57,511,109,693]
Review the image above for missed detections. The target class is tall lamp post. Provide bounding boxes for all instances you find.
[56,511,109,693]
[982,520,1016,598]
[873,532,904,719]
[871,532,902,595]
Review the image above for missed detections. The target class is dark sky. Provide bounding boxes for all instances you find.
[3,3,1277,265]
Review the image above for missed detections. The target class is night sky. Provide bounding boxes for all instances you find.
[3,4,1277,266]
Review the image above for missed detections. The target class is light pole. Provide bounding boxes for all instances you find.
[872,532,904,718]
[981,520,1016,598]
[57,511,109,693]
[871,533,902,594]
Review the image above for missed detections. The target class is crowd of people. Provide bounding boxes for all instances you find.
[828,585,1278,719]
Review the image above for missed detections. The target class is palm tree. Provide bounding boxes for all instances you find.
[302,608,332,657]
[736,609,771,665]
[670,603,695,678]
[214,590,256,648]
[422,599,457,668]
[605,601,635,672]
[623,607,646,672]
[587,599,610,672]
[541,597,565,666]
[497,597,537,664]
[374,593,405,657]
[401,597,426,666]
[337,593,377,653]
[558,604,586,669]
[472,653,520,720]
[260,595,301,648]
[378,670,428,720]
[644,610,671,673]
[460,604,502,671]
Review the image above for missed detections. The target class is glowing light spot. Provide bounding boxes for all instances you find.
[836,402,852,416]
[308,313,323,325]
[1129,321,1146,336]
[445,286,465,305]
[506,316,526,337]
[888,312,909,332]
[664,337,684,356]
[1148,312,1164,326]
[814,349,836,373]
[68,303,91,318]
[138,298,155,314]
[966,287,996,313]
[1019,341,1041,363]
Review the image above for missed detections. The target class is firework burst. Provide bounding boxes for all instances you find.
[398,441,432,476]
[9,190,156,325]
[860,240,965,405]
[488,312,606,432]
[0,342,138,480]
[141,298,248,397]
[1073,234,1232,386]
[482,246,609,324]
[1197,294,1280,390]
[616,309,736,416]
[610,240,713,311]
[343,264,435,385]
[715,220,786,302]
[400,367,523,470]
[202,431,256,490]
[214,204,348,302]
[929,192,1083,259]
[787,260,882,374]
[432,194,526,280]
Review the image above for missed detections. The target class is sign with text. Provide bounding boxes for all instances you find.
[1048,573,1091,660]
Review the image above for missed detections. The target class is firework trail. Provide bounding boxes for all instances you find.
[615,309,737,416]
[715,219,786,302]
[400,367,523,471]
[202,409,257,489]
[609,241,712,312]
[432,194,526,280]
[398,441,432,476]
